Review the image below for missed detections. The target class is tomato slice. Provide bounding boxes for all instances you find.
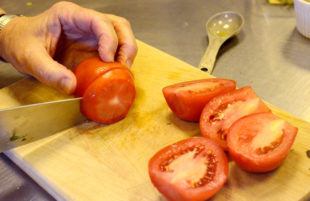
[163,78,236,122]
[148,137,229,201]
[227,113,298,172]
[199,86,271,150]
[81,69,136,124]
[74,57,133,97]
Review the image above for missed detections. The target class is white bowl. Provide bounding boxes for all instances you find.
[294,0,310,38]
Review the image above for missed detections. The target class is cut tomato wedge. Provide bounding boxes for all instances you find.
[163,78,236,121]
[148,137,229,201]
[199,86,271,150]
[227,113,298,172]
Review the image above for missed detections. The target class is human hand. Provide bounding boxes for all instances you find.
[0,1,137,94]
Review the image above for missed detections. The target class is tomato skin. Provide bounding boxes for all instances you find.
[148,137,229,201]
[81,69,135,124]
[74,57,135,124]
[74,57,133,97]
[227,113,298,173]
[199,86,271,150]
[163,79,236,122]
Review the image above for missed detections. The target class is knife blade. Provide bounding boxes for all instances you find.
[0,97,86,153]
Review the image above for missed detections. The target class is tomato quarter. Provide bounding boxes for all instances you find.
[74,57,135,124]
[148,137,229,201]
[199,86,271,150]
[227,112,298,173]
[163,78,236,121]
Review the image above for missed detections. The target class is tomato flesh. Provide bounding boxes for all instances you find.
[148,137,229,201]
[227,113,298,172]
[163,78,236,122]
[199,86,271,150]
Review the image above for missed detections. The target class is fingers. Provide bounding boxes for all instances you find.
[51,2,117,63]
[79,12,137,67]
[0,12,77,94]
[86,14,119,62]
[106,15,138,67]
[53,2,137,67]
[25,47,77,94]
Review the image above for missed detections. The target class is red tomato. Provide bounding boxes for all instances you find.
[199,86,271,150]
[74,57,135,124]
[227,113,298,172]
[74,57,133,97]
[81,69,135,124]
[148,137,229,201]
[163,79,236,122]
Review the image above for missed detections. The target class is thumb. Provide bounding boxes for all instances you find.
[25,49,76,94]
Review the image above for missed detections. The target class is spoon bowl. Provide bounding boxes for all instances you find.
[198,11,244,73]
[207,11,244,38]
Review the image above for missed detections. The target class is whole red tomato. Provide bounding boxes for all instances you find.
[74,57,135,124]
[74,57,134,97]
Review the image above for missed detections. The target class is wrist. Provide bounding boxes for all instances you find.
[0,15,21,32]
[0,9,5,60]
[0,14,21,61]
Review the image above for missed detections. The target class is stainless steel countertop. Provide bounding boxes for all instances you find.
[0,0,309,200]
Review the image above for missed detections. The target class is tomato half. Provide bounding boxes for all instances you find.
[148,137,229,201]
[163,78,236,122]
[74,57,135,124]
[227,113,298,173]
[199,86,271,150]
[74,57,133,97]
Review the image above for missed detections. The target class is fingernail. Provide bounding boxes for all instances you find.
[60,77,74,94]
[126,60,133,68]
[98,47,114,62]
[108,54,115,62]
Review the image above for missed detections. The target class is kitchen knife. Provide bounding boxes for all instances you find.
[0,97,86,153]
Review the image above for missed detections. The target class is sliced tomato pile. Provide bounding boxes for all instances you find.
[74,57,136,124]
[199,86,271,150]
[152,78,298,201]
[163,78,236,121]
[227,113,298,172]
[148,137,228,201]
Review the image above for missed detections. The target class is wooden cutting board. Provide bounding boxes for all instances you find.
[1,40,310,201]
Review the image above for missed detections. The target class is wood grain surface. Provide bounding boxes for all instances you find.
[1,40,310,201]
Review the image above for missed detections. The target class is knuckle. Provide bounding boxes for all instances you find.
[51,1,77,10]
[108,14,131,27]
[118,17,131,27]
